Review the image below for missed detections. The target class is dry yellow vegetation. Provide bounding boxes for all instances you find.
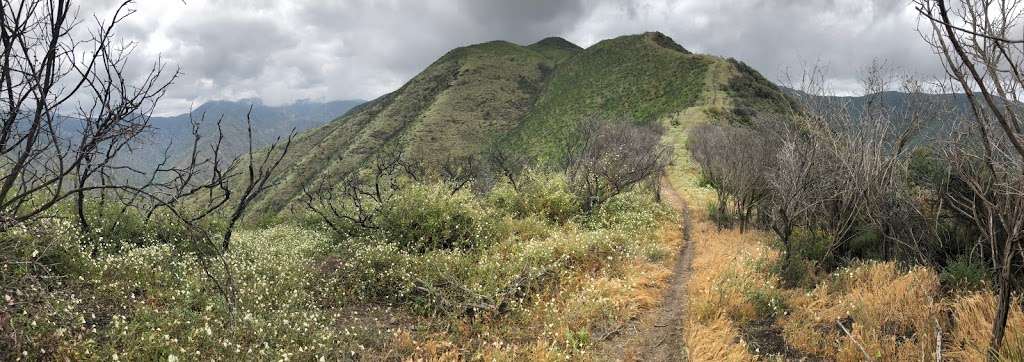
[667,114,1024,361]
[384,219,683,361]
[780,262,944,360]
[946,293,1024,360]
[674,188,1024,361]
[683,217,769,361]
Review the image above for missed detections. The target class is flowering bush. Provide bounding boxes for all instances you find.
[586,189,673,232]
[375,184,500,253]
[486,171,579,224]
[2,178,675,360]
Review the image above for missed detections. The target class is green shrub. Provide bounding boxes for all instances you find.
[564,328,591,352]
[768,228,830,288]
[774,256,820,289]
[705,201,731,228]
[788,228,830,261]
[746,287,787,319]
[376,184,501,253]
[845,228,883,260]
[0,219,91,286]
[502,216,554,241]
[940,254,990,292]
[486,171,579,224]
[325,239,419,303]
[50,200,229,255]
[586,189,671,231]
[324,186,670,316]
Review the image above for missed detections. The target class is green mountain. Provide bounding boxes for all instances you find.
[253,32,796,214]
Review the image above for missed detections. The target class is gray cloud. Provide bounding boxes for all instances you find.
[101,0,940,115]
[566,0,942,92]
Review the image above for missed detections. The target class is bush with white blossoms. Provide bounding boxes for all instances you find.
[1,178,674,360]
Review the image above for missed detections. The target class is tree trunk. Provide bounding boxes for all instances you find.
[991,259,1013,356]
[716,193,728,230]
[739,206,754,234]
[783,234,792,262]
[653,177,662,203]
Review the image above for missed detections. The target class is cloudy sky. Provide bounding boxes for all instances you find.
[86,0,941,115]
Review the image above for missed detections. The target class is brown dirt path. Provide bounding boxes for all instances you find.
[593,177,693,361]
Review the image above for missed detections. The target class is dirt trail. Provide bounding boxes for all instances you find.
[594,177,693,361]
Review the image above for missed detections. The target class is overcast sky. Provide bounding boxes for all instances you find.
[86,0,941,115]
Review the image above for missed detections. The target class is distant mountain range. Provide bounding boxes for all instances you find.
[784,89,974,143]
[125,98,364,172]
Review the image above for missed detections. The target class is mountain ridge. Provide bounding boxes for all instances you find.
[124,98,364,175]
[250,32,797,214]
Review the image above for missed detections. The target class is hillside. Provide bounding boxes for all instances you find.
[252,32,797,214]
[785,89,974,143]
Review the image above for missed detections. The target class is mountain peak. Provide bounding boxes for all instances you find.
[588,32,691,55]
[641,31,689,54]
[527,37,582,62]
[530,37,581,50]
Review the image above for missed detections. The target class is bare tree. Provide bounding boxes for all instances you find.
[789,63,925,263]
[302,147,418,236]
[760,116,825,262]
[0,0,176,226]
[916,0,1024,350]
[730,127,774,233]
[219,110,294,249]
[484,146,527,192]
[688,123,734,228]
[568,119,673,212]
[687,122,774,232]
[440,155,481,195]
[944,124,1024,354]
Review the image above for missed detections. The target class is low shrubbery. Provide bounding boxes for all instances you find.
[486,172,579,224]
[2,223,356,360]
[321,180,672,318]
[940,254,990,292]
[375,184,500,253]
[2,170,674,359]
[586,190,673,232]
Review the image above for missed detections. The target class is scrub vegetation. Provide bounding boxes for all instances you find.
[10,0,1024,360]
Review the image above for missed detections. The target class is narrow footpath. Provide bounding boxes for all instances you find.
[595,177,694,361]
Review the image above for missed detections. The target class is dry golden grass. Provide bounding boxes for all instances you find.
[946,292,1024,360]
[682,211,773,361]
[685,315,753,361]
[687,218,779,324]
[779,262,944,360]
[776,262,1024,361]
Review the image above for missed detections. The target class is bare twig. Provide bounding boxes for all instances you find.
[838,320,874,361]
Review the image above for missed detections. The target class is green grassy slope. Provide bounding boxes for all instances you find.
[401,41,556,161]
[253,40,557,213]
[509,32,798,162]
[526,37,582,63]
[252,32,796,215]
[508,32,713,161]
